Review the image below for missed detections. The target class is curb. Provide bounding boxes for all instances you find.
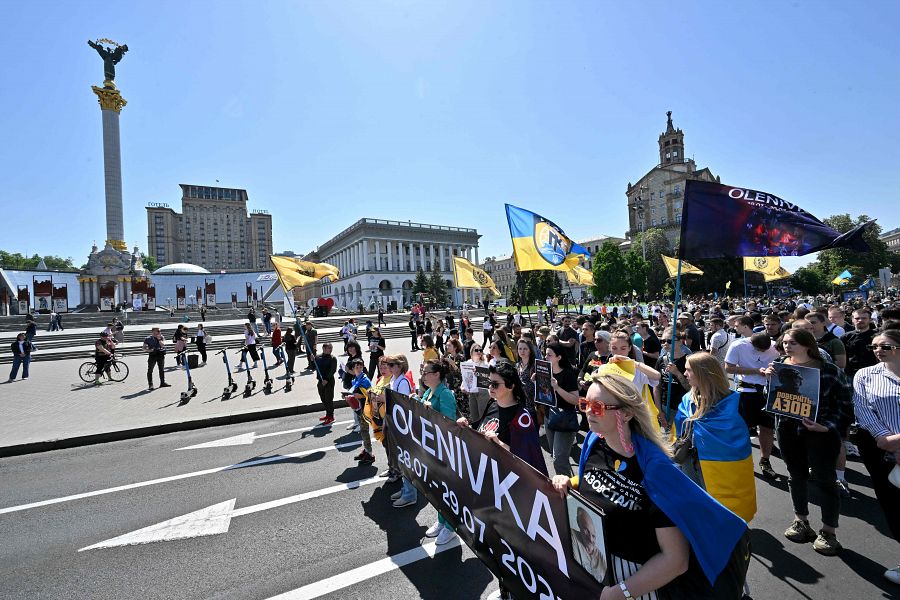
[0,399,351,459]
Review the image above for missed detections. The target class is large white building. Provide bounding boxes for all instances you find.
[315,218,481,310]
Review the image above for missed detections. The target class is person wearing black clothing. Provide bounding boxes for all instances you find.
[544,342,581,476]
[654,328,690,419]
[637,322,661,366]
[408,317,420,351]
[462,328,476,361]
[8,333,32,381]
[315,343,338,424]
[200,305,207,322]
[677,313,703,351]
[143,327,171,390]
[93,332,114,385]
[25,318,37,345]
[377,308,386,326]
[302,322,318,370]
[557,316,579,367]
[367,327,386,378]
[578,321,596,371]
[195,324,208,364]
[842,308,879,378]
[172,325,188,367]
[283,327,298,374]
[445,311,455,330]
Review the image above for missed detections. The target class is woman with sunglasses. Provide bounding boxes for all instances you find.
[851,329,900,583]
[418,359,459,546]
[366,356,399,483]
[515,339,537,414]
[461,360,547,600]
[654,328,690,428]
[543,342,581,476]
[461,345,491,424]
[763,328,853,556]
[553,370,750,600]
[387,354,421,508]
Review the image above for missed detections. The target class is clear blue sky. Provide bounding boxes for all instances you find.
[2,1,898,274]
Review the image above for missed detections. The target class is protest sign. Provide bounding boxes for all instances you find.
[475,366,491,390]
[534,359,556,407]
[385,390,604,599]
[765,363,820,420]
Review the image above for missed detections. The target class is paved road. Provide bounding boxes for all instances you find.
[0,411,896,600]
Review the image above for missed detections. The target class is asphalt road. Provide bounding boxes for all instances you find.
[0,410,897,600]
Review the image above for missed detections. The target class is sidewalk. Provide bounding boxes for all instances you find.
[0,337,427,457]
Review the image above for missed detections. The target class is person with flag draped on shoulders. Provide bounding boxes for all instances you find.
[552,365,750,600]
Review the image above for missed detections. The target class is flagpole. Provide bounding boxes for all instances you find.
[666,258,683,426]
[743,268,748,300]
[271,261,323,380]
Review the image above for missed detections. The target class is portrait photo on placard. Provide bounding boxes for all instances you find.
[566,491,610,587]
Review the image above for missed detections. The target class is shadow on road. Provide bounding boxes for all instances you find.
[121,389,154,400]
[750,528,822,599]
[838,547,897,596]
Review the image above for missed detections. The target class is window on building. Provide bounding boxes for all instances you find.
[674,185,681,194]
[673,150,679,158]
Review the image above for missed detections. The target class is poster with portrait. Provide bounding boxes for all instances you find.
[765,362,820,421]
[534,359,556,407]
[460,361,477,393]
[566,490,610,587]
[474,365,491,390]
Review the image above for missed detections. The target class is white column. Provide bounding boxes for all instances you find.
[362,240,368,271]
[429,243,435,271]
[398,243,404,271]
[474,246,479,266]
[350,245,356,275]
[373,239,379,271]
[418,242,425,270]
[408,242,415,271]
[387,241,393,271]
[439,244,446,271]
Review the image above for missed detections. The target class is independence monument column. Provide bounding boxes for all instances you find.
[88,38,129,252]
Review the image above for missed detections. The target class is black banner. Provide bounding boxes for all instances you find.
[385,390,604,599]
[680,180,871,259]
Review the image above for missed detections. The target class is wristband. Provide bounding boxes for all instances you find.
[619,581,634,600]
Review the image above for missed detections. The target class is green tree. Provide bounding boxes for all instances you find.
[623,249,648,297]
[428,263,448,306]
[141,253,160,272]
[591,240,627,300]
[412,268,429,295]
[632,229,672,297]
[815,215,900,286]
[790,265,829,295]
[0,251,74,270]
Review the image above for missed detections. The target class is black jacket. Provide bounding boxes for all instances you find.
[10,340,32,357]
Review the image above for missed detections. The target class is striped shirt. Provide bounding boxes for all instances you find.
[852,363,900,439]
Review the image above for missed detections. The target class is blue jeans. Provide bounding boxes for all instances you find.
[545,427,576,477]
[264,321,272,334]
[9,355,30,380]
[399,477,417,502]
[274,346,285,363]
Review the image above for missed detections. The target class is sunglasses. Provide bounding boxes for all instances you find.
[578,398,623,417]
[423,370,440,375]
[386,362,398,367]
[487,380,504,389]
[867,344,900,351]
[472,349,483,353]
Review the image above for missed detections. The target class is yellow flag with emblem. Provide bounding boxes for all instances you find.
[662,255,703,278]
[452,256,499,295]
[763,266,792,282]
[270,255,340,291]
[743,256,782,276]
[565,266,594,286]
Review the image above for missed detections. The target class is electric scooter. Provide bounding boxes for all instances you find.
[260,346,274,395]
[274,344,293,392]
[178,350,199,404]
[238,347,257,398]
[217,348,239,400]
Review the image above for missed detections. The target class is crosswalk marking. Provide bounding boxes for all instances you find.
[176,421,354,450]
[264,538,462,600]
[0,441,361,516]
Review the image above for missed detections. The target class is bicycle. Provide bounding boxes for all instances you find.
[79,354,130,383]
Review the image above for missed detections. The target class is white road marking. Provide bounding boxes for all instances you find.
[0,441,361,516]
[79,477,384,551]
[264,538,462,600]
[176,421,354,450]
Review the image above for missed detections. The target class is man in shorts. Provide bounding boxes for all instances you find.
[725,318,780,479]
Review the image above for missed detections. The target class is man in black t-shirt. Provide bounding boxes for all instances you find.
[841,308,878,378]
[557,316,579,366]
[636,322,661,366]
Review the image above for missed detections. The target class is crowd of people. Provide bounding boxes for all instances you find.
[5,292,899,596]
[332,294,900,598]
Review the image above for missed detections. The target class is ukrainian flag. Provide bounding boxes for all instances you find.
[675,392,757,523]
[505,204,590,272]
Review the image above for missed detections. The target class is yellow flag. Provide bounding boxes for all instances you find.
[743,257,782,276]
[662,255,703,278]
[452,256,499,295]
[565,266,594,286]
[726,280,732,290]
[764,267,792,282]
[270,255,340,291]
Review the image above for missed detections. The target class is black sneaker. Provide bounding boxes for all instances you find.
[359,452,376,464]
[160,382,172,388]
[759,458,778,480]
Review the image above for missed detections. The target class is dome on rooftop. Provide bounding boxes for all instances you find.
[152,263,210,275]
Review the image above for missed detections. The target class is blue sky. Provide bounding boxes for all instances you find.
[2,1,898,274]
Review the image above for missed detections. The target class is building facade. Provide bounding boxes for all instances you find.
[146,184,273,272]
[480,255,517,299]
[881,226,900,253]
[316,218,481,310]
[626,112,719,249]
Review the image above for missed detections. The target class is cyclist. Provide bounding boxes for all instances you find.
[94,332,115,385]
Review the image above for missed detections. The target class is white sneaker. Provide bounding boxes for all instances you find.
[434,527,456,546]
[885,565,900,584]
[845,441,861,457]
[346,423,356,431]
[352,425,360,433]
[425,521,443,538]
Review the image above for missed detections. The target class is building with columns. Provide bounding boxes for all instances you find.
[316,218,481,310]
[626,111,719,250]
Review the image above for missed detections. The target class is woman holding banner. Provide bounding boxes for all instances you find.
[543,342,581,477]
[418,359,459,546]
[763,329,853,556]
[553,369,750,599]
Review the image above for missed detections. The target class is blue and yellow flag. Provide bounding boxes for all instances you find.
[675,392,757,523]
[505,204,590,272]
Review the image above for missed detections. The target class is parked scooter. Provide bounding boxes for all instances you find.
[260,346,274,395]
[238,347,257,398]
[177,350,198,404]
[217,348,239,400]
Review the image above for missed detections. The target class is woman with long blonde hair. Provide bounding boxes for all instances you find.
[553,369,749,600]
